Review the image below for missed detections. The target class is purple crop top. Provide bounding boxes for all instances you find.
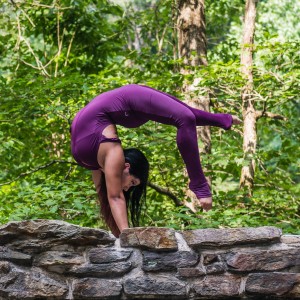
[70,84,233,198]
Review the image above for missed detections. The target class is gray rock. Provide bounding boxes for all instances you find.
[124,274,187,298]
[73,278,122,299]
[88,248,132,264]
[288,282,300,298]
[35,250,85,265]
[192,274,241,297]
[142,250,198,271]
[281,235,300,246]
[0,261,11,274]
[245,272,300,296]
[177,267,206,278]
[0,246,32,266]
[34,250,85,274]
[0,267,68,299]
[120,227,178,251]
[203,253,220,265]
[205,262,227,274]
[226,248,300,272]
[0,220,115,253]
[68,261,132,278]
[182,226,281,248]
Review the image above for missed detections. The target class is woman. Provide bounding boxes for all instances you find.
[70,84,241,237]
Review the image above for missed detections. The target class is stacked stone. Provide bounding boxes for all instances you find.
[121,226,300,299]
[0,220,299,299]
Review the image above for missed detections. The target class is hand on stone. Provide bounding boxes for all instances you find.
[199,197,212,212]
[232,115,242,125]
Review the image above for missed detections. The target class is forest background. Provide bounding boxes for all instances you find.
[0,0,299,234]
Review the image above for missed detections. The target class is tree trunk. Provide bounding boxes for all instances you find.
[177,0,210,211]
[240,0,258,195]
[177,0,207,67]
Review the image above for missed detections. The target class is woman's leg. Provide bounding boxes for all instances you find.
[134,85,212,198]
[187,106,233,129]
[139,85,233,129]
[175,110,212,198]
[129,84,235,198]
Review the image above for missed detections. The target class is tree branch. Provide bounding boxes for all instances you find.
[64,30,76,67]
[256,110,287,121]
[0,160,78,187]
[15,15,50,77]
[147,182,183,206]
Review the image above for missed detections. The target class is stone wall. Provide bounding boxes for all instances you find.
[0,220,299,299]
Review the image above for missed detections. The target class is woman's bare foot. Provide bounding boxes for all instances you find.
[199,197,212,212]
[232,115,242,125]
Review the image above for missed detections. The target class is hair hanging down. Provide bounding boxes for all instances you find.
[97,148,149,237]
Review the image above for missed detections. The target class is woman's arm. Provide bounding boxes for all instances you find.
[100,143,129,232]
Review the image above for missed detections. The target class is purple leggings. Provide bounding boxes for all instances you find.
[138,85,232,198]
[71,84,232,198]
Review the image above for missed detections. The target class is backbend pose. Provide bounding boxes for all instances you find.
[70,84,241,237]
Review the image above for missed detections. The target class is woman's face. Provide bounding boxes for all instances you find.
[122,163,141,191]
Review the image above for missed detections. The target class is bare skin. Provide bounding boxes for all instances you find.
[93,115,242,230]
[232,115,242,125]
[92,124,140,232]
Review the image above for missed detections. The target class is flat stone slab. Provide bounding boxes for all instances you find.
[34,251,85,273]
[124,274,187,298]
[73,278,122,299]
[245,272,300,296]
[0,246,32,266]
[120,227,178,251]
[182,226,281,248]
[177,267,206,278]
[34,251,85,266]
[0,220,115,253]
[226,248,300,272]
[142,250,198,271]
[281,235,300,245]
[192,274,242,297]
[88,248,132,264]
[68,261,132,278]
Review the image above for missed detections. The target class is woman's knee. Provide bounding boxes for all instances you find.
[177,110,196,127]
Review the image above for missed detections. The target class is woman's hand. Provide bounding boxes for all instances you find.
[199,197,212,212]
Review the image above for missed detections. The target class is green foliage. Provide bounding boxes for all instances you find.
[0,179,101,227]
[0,0,299,234]
[166,186,300,234]
[0,0,124,77]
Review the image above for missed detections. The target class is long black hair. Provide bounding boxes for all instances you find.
[98,148,149,237]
